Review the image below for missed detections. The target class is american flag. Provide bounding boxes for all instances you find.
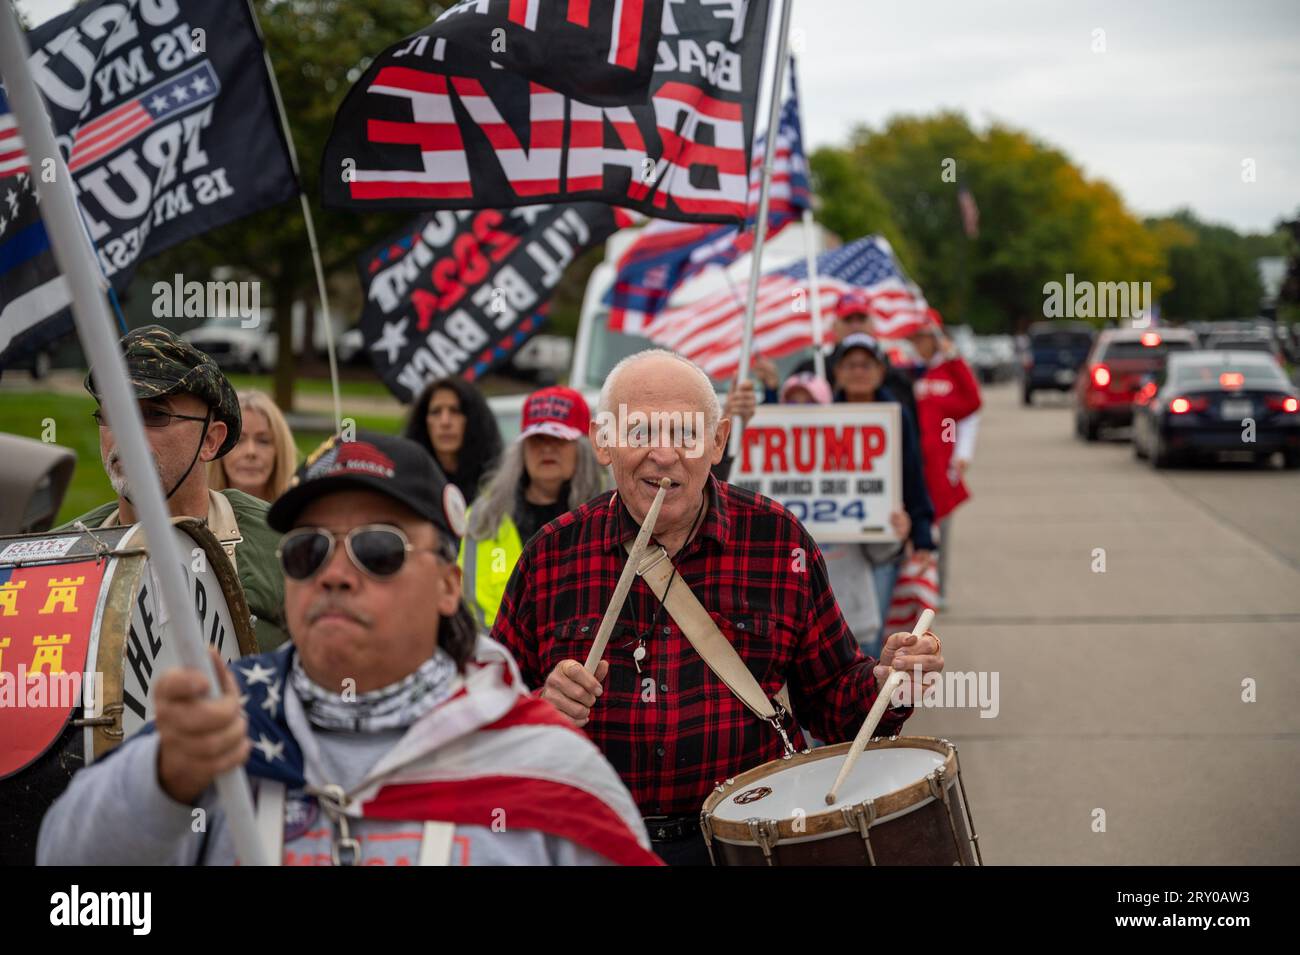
[639,235,929,380]
[0,88,30,180]
[884,553,940,636]
[206,640,660,865]
[957,184,979,239]
[0,86,70,365]
[605,62,811,333]
[67,61,220,173]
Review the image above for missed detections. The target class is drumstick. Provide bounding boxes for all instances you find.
[824,608,936,806]
[583,478,671,674]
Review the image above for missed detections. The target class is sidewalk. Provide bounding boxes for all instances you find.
[904,384,1300,863]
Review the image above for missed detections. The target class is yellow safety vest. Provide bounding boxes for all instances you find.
[457,510,523,632]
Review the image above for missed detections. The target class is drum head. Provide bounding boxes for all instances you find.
[0,531,119,780]
[92,518,257,755]
[709,742,947,824]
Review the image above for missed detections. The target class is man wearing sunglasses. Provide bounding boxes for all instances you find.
[61,324,287,650]
[40,431,658,866]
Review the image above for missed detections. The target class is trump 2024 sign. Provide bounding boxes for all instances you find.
[731,404,903,544]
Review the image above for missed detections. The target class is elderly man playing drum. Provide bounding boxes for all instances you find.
[492,349,946,865]
[62,324,287,650]
[39,431,657,866]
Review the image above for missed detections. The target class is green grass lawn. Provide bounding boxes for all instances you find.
[223,371,531,399]
[225,373,398,400]
[1,390,404,527]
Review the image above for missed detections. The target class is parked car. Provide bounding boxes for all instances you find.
[971,335,1017,384]
[180,317,276,374]
[1022,321,1094,405]
[1073,327,1198,440]
[1203,331,1284,365]
[1132,351,1300,468]
[180,303,347,373]
[508,334,573,385]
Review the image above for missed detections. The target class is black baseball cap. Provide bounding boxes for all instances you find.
[267,431,467,550]
[832,332,886,365]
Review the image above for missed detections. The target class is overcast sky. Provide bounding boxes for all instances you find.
[16,0,1299,233]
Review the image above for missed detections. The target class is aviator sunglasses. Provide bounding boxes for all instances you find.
[277,524,450,581]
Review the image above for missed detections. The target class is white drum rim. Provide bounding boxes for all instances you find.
[700,737,962,844]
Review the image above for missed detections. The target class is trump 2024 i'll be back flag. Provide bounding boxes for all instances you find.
[358,202,620,401]
[322,0,771,225]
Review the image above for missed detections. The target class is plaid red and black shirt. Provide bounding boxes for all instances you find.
[491,475,913,817]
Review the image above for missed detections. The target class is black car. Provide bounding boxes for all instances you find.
[1203,332,1285,365]
[1021,321,1094,405]
[1132,351,1300,468]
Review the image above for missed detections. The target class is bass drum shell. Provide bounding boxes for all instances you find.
[0,518,256,864]
[701,737,979,866]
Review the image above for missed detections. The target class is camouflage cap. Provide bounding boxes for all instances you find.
[84,324,242,458]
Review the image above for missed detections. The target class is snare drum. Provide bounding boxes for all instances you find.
[700,736,982,866]
[0,518,257,864]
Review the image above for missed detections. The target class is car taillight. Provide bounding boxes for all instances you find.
[1141,333,1162,347]
[1169,396,1208,414]
[1264,395,1299,413]
[1091,365,1111,388]
[1219,372,1244,389]
[1136,381,1158,404]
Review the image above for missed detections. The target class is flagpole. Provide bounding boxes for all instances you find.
[802,207,826,380]
[786,56,826,382]
[0,3,267,865]
[729,0,795,457]
[244,0,343,432]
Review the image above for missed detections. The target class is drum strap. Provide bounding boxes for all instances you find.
[206,490,243,573]
[626,543,796,755]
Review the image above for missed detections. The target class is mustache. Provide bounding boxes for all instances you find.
[106,450,160,473]
[305,596,374,626]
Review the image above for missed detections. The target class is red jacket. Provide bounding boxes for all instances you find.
[914,356,982,521]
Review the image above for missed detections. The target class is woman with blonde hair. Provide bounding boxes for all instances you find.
[208,390,297,503]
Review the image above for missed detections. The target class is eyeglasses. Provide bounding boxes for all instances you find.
[277,524,450,581]
[92,407,209,428]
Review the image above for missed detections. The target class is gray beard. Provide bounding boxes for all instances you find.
[103,450,164,500]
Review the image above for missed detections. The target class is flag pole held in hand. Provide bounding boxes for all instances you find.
[584,478,671,674]
[0,3,266,864]
[824,608,936,806]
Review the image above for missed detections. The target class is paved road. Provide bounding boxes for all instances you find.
[905,383,1300,864]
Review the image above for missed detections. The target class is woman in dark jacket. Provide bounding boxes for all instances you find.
[831,333,936,639]
[403,377,504,506]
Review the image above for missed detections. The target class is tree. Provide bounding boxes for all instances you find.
[812,113,1171,332]
[1145,210,1265,320]
[1277,209,1300,324]
[133,1,447,411]
[807,147,912,265]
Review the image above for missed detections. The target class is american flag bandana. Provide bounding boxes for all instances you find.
[227,637,660,865]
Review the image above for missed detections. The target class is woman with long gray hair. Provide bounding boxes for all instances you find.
[458,386,605,630]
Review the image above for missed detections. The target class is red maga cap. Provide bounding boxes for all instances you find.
[519,386,591,442]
